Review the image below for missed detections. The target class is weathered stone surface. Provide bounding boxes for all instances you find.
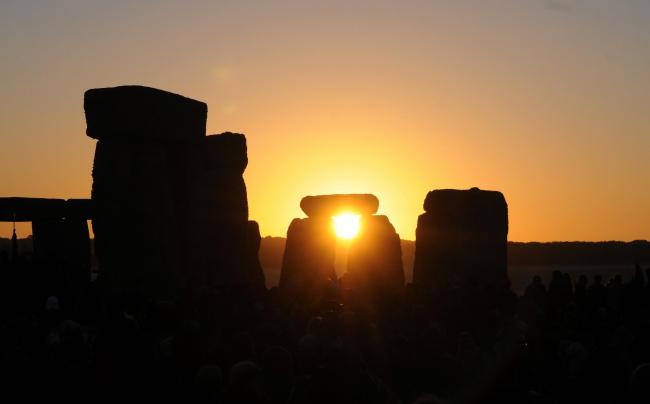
[300,194,379,217]
[414,188,508,290]
[345,215,404,298]
[280,217,336,302]
[84,85,207,142]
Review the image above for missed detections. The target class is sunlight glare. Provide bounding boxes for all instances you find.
[332,213,361,239]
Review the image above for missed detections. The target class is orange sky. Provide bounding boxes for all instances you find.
[1,1,649,241]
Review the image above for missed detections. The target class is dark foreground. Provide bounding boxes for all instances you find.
[2,266,650,404]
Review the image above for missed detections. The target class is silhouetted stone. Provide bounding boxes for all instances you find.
[185,218,265,293]
[0,198,92,271]
[422,188,508,233]
[244,220,264,269]
[414,188,508,290]
[346,215,404,297]
[281,194,404,305]
[32,219,66,261]
[91,138,182,298]
[84,85,207,141]
[65,199,93,220]
[300,194,379,217]
[180,133,248,229]
[61,217,92,291]
[280,217,336,303]
[241,220,266,292]
[86,86,262,298]
[33,217,91,293]
[202,133,249,223]
[0,197,93,298]
[179,132,252,291]
[204,132,248,174]
[0,197,67,222]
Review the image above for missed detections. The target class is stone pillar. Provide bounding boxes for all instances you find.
[86,86,266,298]
[346,214,404,298]
[280,194,405,304]
[181,132,264,293]
[280,217,337,303]
[413,188,508,291]
[64,200,93,294]
[32,218,66,262]
[85,85,206,298]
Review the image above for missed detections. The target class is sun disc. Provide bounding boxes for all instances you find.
[332,213,361,239]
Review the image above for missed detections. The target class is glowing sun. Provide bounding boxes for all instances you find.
[332,213,361,239]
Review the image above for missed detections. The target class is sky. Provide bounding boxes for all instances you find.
[1,0,649,241]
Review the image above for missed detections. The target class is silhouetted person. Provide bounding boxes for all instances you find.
[227,361,265,403]
[574,274,588,307]
[524,275,547,308]
[548,270,570,314]
[607,275,623,312]
[260,346,295,404]
[633,264,645,287]
[562,272,574,299]
[588,274,607,309]
[10,226,18,263]
[496,280,518,317]
[193,365,224,403]
[629,363,650,404]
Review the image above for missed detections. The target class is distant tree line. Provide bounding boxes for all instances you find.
[507,240,650,265]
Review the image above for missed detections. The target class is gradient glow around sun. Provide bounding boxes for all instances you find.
[332,213,361,239]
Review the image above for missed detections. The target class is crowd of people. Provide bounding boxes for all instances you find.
[2,263,650,403]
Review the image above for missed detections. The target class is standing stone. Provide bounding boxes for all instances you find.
[31,219,64,261]
[62,216,92,293]
[33,215,91,297]
[91,139,180,297]
[1,198,92,300]
[346,215,404,298]
[85,86,207,298]
[180,132,263,292]
[280,217,337,303]
[216,220,266,294]
[281,194,404,304]
[413,188,508,291]
[202,133,249,224]
[242,220,266,293]
[85,86,265,299]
